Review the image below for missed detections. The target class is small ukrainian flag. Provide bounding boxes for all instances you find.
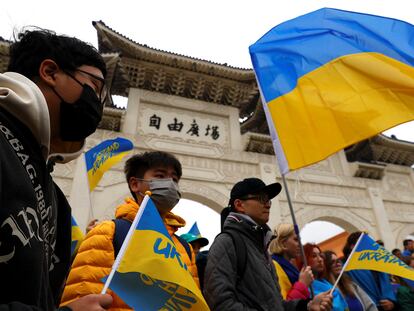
[85,137,133,191]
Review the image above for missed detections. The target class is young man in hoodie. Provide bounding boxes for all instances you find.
[60,151,198,310]
[0,29,112,310]
[203,177,333,311]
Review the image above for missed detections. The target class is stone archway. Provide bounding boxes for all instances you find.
[395,224,414,249]
[179,180,229,214]
[295,206,375,235]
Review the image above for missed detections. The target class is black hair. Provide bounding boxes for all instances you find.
[124,151,182,200]
[342,231,362,260]
[392,248,401,255]
[7,28,106,79]
[220,207,231,230]
[403,239,413,248]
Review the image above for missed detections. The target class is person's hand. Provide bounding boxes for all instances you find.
[65,294,113,311]
[308,291,332,311]
[86,219,99,234]
[379,299,395,311]
[298,266,314,287]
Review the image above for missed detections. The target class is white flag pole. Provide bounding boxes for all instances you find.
[330,232,365,294]
[69,152,93,232]
[101,192,152,294]
[253,70,313,296]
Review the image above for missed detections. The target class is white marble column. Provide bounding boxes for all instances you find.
[121,88,141,134]
[368,187,395,248]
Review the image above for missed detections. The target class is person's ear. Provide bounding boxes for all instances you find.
[38,59,60,87]
[129,177,141,194]
[281,239,288,251]
[233,199,245,213]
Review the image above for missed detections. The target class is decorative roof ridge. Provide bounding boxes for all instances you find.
[92,20,253,73]
[374,134,414,149]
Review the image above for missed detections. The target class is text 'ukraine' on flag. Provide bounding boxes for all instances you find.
[85,137,133,191]
[102,196,209,310]
[71,216,84,257]
[249,8,414,174]
[345,233,414,281]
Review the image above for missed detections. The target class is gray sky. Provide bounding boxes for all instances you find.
[2,0,413,244]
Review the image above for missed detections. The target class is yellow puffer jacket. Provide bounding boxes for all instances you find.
[61,198,199,310]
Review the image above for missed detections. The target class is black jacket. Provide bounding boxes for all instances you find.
[204,213,308,311]
[0,102,72,308]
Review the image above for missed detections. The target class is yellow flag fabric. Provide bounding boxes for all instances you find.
[250,8,414,174]
[104,197,209,310]
[85,137,133,191]
[71,216,84,256]
[346,233,414,281]
[273,260,292,299]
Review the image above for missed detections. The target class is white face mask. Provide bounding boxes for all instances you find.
[138,178,181,213]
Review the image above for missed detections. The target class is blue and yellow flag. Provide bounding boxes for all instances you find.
[181,222,209,247]
[188,222,202,238]
[71,216,84,256]
[105,197,209,310]
[346,233,414,281]
[250,8,414,174]
[85,137,133,191]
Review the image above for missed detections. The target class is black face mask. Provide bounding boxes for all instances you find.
[56,84,103,141]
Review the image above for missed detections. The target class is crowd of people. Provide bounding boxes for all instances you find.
[1,28,414,311]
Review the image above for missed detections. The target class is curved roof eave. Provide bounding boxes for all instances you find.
[93,20,256,81]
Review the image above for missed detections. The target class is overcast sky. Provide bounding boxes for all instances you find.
[2,1,413,244]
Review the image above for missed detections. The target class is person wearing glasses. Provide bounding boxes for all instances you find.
[0,29,112,310]
[203,177,332,311]
[322,250,377,311]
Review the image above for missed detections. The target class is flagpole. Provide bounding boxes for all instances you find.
[281,173,314,297]
[330,232,365,294]
[82,152,94,221]
[101,192,152,294]
[252,72,314,296]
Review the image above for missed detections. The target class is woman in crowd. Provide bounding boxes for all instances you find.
[324,250,377,311]
[269,224,313,300]
[298,244,348,311]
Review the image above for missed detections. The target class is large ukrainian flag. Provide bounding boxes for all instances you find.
[346,233,414,280]
[250,8,414,174]
[85,137,133,191]
[105,197,209,310]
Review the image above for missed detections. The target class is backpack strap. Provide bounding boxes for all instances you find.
[220,229,247,281]
[174,234,193,261]
[113,218,132,257]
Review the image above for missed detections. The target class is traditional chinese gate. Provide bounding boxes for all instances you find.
[49,21,414,249]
